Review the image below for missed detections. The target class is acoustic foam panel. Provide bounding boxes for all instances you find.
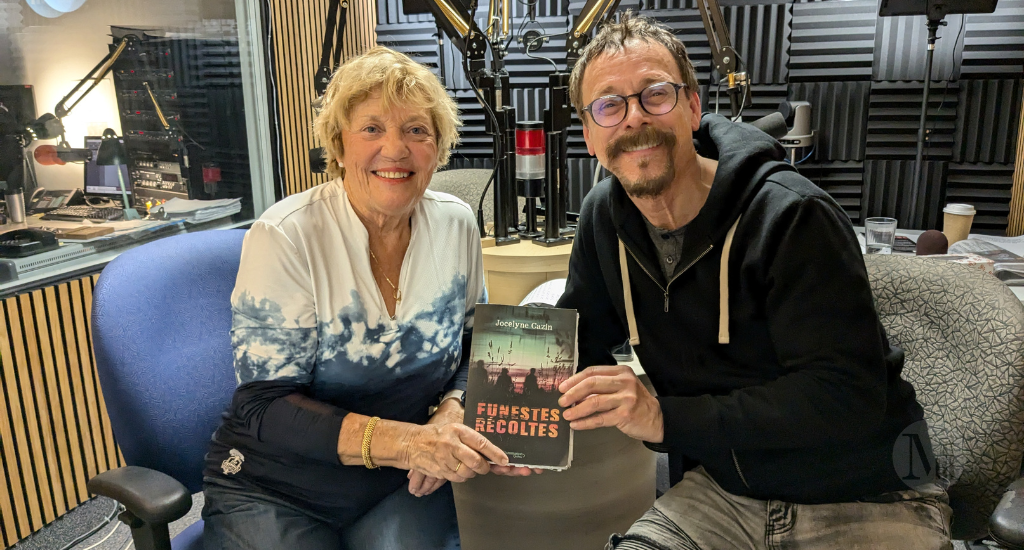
[863,159,947,229]
[788,81,870,163]
[945,163,1015,234]
[954,79,1022,165]
[959,0,1024,79]
[873,12,964,82]
[796,161,865,224]
[789,0,877,82]
[866,81,959,161]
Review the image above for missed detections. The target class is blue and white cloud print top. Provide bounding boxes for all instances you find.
[230,179,486,420]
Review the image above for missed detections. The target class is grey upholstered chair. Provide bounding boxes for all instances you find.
[429,168,524,227]
[864,254,1024,547]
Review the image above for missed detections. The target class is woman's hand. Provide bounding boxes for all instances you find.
[406,399,466,496]
[404,400,509,483]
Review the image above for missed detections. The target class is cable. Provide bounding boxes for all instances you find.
[52,500,122,550]
[463,52,504,237]
[730,56,750,122]
[78,522,123,550]
[476,165,497,235]
[794,145,816,165]
[522,32,568,73]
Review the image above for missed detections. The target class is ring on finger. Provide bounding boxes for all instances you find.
[455,462,462,473]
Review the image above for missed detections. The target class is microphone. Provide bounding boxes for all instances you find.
[748,112,788,140]
[34,144,93,165]
[915,230,949,255]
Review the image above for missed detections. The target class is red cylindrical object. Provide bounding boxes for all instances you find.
[515,121,546,181]
[33,145,65,166]
[203,165,222,183]
[515,122,546,156]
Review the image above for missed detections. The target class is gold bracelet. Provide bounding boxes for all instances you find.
[361,416,381,469]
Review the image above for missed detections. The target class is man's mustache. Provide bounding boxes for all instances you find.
[606,126,677,160]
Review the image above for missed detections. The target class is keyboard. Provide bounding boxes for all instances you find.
[41,205,124,222]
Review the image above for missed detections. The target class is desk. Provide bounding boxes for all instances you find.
[0,214,243,298]
[482,240,573,306]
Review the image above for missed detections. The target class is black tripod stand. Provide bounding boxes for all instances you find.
[878,0,999,226]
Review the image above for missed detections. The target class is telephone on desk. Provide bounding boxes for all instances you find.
[28,188,84,214]
[0,228,59,258]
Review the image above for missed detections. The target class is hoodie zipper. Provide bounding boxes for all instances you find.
[623,244,714,312]
[731,450,752,489]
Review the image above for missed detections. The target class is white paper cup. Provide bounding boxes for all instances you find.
[942,204,976,245]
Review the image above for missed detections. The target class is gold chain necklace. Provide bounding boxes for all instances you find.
[368,248,402,305]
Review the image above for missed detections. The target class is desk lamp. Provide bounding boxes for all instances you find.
[96,128,140,220]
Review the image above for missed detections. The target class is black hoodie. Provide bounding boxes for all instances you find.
[556,113,928,504]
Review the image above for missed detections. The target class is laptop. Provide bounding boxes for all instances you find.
[41,136,134,221]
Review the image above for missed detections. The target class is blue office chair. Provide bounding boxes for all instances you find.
[88,229,246,550]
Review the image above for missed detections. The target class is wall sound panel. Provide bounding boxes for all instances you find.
[269,0,377,198]
[452,90,493,157]
[873,13,964,82]
[0,277,124,548]
[503,16,569,87]
[946,163,1015,234]
[702,84,788,121]
[376,21,440,74]
[797,162,865,224]
[960,0,1024,79]
[566,157,602,212]
[650,9,716,84]
[720,3,790,84]
[866,81,959,161]
[789,1,876,82]
[954,79,1022,165]
[863,159,947,229]
[1011,86,1024,236]
[788,81,870,163]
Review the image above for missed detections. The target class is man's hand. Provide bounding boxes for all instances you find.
[558,365,664,443]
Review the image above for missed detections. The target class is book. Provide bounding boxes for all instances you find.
[947,238,1024,285]
[464,303,578,470]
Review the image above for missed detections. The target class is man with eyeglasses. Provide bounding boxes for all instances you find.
[554,11,951,550]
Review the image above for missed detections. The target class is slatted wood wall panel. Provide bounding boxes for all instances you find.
[269,0,378,198]
[1009,86,1024,236]
[0,275,124,548]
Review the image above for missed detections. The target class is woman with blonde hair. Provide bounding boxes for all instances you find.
[201,46,528,550]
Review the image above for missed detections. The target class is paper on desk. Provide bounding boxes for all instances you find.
[967,234,1024,257]
[159,198,241,214]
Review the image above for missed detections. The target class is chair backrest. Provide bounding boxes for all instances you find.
[865,254,1024,540]
[92,229,245,494]
[429,168,524,226]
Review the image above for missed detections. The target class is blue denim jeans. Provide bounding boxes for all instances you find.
[202,479,460,550]
[607,466,952,550]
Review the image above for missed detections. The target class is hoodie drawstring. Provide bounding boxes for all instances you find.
[617,214,742,349]
[718,216,741,344]
[618,238,641,347]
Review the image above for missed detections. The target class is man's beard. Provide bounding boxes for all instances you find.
[605,126,677,199]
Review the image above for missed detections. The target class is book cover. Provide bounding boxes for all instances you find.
[464,303,578,470]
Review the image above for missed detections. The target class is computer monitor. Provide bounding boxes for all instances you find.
[84,136,132,198]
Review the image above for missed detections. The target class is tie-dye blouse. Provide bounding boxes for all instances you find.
[203,179,485,525]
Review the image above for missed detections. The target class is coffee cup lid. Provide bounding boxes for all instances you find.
[943,203,976,215]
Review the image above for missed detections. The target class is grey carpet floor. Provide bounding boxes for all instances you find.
[11,492,203,550]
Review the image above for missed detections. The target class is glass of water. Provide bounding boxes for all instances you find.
[864,217,898,254]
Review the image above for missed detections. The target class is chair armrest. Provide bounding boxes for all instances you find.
[88,466,192,526]
[990,478,1024,550]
